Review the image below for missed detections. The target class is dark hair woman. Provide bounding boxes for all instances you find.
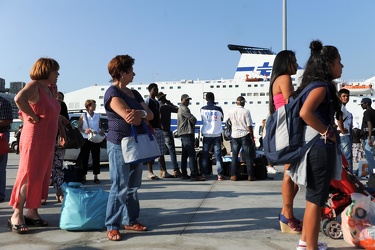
[268,50,303,234]
[293,40,343,250]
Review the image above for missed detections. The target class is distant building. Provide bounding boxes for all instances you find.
[64,85,108,114]
[0,78,5,92]
[0,93,18,118]
[9,81,25,94]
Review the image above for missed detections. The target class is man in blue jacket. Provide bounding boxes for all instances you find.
[200,92,226,180]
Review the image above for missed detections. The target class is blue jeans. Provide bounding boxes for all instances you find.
[202,136,224,176]
[363,138,375,175]
[180,134,198,177]
[0,132,9,200]
[105,141,143,230]
[163,130,179,169]
[340,135,353,172]
[231,134,254,177]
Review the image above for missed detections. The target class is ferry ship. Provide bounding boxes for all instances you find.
[64,44,374,141]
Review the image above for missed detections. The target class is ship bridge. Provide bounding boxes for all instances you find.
[227,44,275,55]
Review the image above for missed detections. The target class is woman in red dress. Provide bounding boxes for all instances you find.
[8,58,64,234]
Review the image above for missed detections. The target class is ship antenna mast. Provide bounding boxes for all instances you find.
[282,0,287,50]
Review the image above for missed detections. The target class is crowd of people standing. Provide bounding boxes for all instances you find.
[2,39,374,250]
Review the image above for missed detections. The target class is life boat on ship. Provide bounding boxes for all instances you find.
[245,74,264,82]
[341,83,373,96]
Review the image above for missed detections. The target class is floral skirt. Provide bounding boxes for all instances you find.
[51,146,66,189]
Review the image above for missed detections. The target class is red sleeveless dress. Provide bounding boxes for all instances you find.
[9,87,60,209]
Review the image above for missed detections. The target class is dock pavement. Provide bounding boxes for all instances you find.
[0,152,359,250]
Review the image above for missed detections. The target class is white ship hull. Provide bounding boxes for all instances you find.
[64,44,374,140]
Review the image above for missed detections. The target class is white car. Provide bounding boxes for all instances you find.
[9,119,23,152]
[64,113,109,163]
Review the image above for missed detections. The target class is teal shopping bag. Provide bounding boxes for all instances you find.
[60,182,109,230]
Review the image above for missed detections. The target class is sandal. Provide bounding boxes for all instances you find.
[279,214,302,234]
[56,195,64,203]
[147,174,159,180]
[173,169,182,178]
[24,216,48,227]
[7,218,28,234]
[124,223,148,231]
[107,229,121,241]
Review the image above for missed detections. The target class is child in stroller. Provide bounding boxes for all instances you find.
[320,155,375,239]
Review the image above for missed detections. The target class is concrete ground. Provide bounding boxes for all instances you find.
[0,152,361,250]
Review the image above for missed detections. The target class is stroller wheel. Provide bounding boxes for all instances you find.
[320,219,330,236]
[325,220,343,239]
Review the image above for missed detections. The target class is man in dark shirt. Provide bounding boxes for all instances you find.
[156,92,182,177]
[360,97,375,175]
[0,96,13,202]
[145,83,173,179]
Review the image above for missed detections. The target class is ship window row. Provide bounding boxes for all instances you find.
[134,84,270,91]
[135,86,182,90]
[175,101,270,106]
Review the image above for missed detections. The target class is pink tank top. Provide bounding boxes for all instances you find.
[273,93,286,110]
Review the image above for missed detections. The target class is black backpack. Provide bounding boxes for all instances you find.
[254,155,269,180]
[264,82,328,164]
[223,118,232,141]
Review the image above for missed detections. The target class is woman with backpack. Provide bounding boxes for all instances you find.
[269,50,302,233]
[292,40,343,250]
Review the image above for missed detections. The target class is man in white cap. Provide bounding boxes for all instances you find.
[177,94,204,181]
[228,96,256,181]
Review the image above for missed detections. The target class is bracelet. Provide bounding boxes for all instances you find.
[319,127,329,136]
[320,125,334,144]
[141,110,147,118]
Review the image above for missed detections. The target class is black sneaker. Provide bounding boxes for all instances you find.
[181,174,190,179]
[190,176,206,181]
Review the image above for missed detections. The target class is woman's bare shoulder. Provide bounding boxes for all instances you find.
[274,74,292,84]
[273,75,292,93]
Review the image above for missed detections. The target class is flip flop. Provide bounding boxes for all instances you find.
[148,174,159,180]
[24,216,48,227]
[124,223,148,231]
[7,218,28,234]
[107,229,121,241]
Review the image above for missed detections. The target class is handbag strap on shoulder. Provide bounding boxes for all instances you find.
[130,121,154,143]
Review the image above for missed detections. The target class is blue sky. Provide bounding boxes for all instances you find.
[1,0,374,93]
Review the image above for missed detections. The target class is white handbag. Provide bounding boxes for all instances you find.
[88,131,106,143]
[84,113,105,143]
[121,122,160,164]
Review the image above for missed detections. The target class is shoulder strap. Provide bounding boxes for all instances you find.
[84,112,91,129]
[293,81,328,103]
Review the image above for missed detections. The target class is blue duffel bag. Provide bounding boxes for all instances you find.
[60,182,109,231]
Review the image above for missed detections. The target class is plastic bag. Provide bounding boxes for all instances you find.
[341,193,375,248]
[60,182,109,230]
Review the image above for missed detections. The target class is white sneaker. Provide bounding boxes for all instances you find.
[267,166,278,174]
[296,241,328,250]
[362,174,370,180]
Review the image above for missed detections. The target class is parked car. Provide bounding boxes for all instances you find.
[8,119,23,152]
[64,113,109,163]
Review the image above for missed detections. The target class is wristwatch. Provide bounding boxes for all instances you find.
[141,110,147,118]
